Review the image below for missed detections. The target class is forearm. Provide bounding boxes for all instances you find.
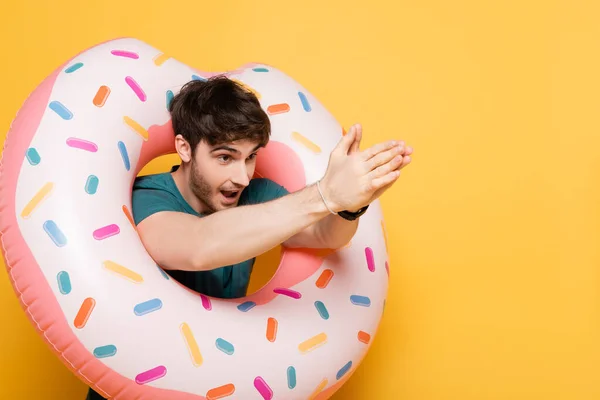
[193,183,330,271]
[314,214,358,249]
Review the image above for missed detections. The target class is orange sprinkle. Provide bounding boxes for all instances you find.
[74,298,96,329]
[206,383,235,399]
[267,103,290,115]
[266,317,278,342]
[342,127,347,136]
[358,331,371,344]
[153,53,170,66]
[309,378,329,400]
[315,269,334,289]
[93,85,110,107]
[122,205,136,230]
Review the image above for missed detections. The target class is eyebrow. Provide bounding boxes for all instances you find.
[210,144,263,154]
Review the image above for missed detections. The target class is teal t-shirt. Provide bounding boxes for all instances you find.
[131,165,289,299]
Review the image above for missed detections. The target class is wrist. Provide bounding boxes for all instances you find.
[316,179,343,214]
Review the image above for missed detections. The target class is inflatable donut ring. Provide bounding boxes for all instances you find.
[0,38,390,399]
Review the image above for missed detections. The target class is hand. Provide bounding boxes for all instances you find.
[319,124,408,212]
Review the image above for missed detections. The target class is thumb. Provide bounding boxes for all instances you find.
[335,124,356,154]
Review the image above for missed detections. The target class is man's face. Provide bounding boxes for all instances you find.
[189,139,262,214]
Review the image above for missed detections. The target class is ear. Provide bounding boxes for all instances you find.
[175,135,193,163]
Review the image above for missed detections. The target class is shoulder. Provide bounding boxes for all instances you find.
[244,178,290,204]
[131,173,182,224]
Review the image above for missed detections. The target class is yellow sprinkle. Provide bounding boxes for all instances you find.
[381,220,389,254]
[153,53,170,66]
[123,116,149,141]
[298,332,327,354]
[231,79,261,99]
[292,132,321,154]
[102,261,143,283]
[180,322,203,367]
[21,182,54,219]
[309,378,328,400]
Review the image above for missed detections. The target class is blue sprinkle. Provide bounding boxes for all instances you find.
[65,62,83,73]
[57,271,71,294]
[298,92,311,112]
[117,141,130,171]
[253,67,269,72]
[314,301,329,320]
[336,361,352,380]
[215,338,235,355]
[192,74,207,81]
[157,265,169,280]
[48,101,73,120]
[134,298,163,316]
[93,344,117,358]
[43,220,67,247]
[287,366,297,389]
[85,175,99,194]
[237,301,256,312]
[350,295,371,307]
[166,90,174,109]
[26,148,41,165]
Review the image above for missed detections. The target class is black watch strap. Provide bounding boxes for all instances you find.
[337,205,369,221]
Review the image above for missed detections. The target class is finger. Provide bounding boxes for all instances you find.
[361,140,398,161]
[369,155,403,180]
[370,169,401,191]
[399,155,412,169]
[335,124,357,154]
[349,124,362,154]
[367,145,401,171]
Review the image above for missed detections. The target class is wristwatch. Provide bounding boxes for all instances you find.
[337,205,369,221]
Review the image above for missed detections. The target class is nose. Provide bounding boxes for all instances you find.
[230,162,250,187]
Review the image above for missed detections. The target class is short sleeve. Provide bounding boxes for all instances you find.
[247,178,290,204]
[131,189,181,225]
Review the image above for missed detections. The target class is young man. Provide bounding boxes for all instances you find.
[86,76,412,399]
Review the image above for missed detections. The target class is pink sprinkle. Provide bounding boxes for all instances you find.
[125,76,146,102]
[385,261,390,277]
[365,247,375,272]
[66,138,98,152]
[273,288,301,299]
[111,50,139,59]
[200,294,212,311]
[254,376,273,400]
[135,365,166,384]
[93,224,120,240]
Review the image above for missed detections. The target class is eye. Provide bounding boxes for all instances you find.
[217,155,232,163]
[247,153,258,161]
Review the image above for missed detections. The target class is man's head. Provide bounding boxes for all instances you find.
[169,76,270,214]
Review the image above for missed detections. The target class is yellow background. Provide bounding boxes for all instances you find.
[0,0,598,399]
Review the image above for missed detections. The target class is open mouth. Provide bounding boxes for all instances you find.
[220,190,240,201]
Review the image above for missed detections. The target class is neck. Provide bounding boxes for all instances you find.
[171,163,209,214]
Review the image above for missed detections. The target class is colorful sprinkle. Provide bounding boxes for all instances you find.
[350,295,371,307]
[287,366,297,389]
[122,205,136,230]
[49,101,73,120]
[206,384,235,399]
[26,148,41,165]
[157,265,170,280]
[267,103,290,115]
[64,62,83,73]
[357,331,371,344]
[237,301,256,312]
[298,91,311,112]
[365,247,375,272]
[298,332,327,354]
[43,220,67,247]
[66,137,98,152]
[123,116,149,141]
[309,378,328,400]
[153,53,170,66]
[118,141,130,171]
[385,261,390,277]
[125,76,146,102]
[254,376,273,400]
[135,366,167,384]
[21,182,53,218]
[314,301,329,320]
[381,220,389,253]
[134,298,163,316]
[102,260,143,283]
[316,269,334,289]
[192,74,207,81]
[74,297,95,329]
[200,294,212,310]
[93,85,111,107]
[166,90,174,109]
[93,344,117,358]
[266,317,278,342]
[111,50,139,59]
[253,67,269,72]
[93,224,120,240]
[215,338,235,355]
[85,175,99,195]
[57,271,71,294]
[291,132,321,153]
[180,322,203,366]
[273,288,301,299]
[336,361,352,380]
